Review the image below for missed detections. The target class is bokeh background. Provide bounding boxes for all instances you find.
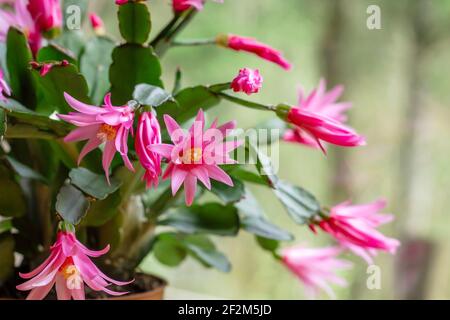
[91,0,450,299]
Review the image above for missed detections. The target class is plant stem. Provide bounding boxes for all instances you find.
[171,38,216,47]
[150,14,181,48]
[120,165,145,208]
[216,92,276,112]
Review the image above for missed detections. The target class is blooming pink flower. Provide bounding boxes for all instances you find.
[173,0,223,12]
[27,0,62,33]
[57,93,135,183]
[89,13,104,32]
[217,34,291,70]
[310,199,400,264]
[0,0,42,54]
[135,111,162,189]
[17,228,131,300]
[282,245,352,299]
[282,79,365,153]
[115,0,128,5]
[149,109,241,206]
[230,68,263,95]
[0,69,11,102]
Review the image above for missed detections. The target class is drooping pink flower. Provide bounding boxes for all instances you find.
[89,13,104,34]
[310,199,400,264]
[282,245,352,299]
[283,79,356,150]
[230,68,263,95]
[0,0,42,54]
[149,109,241,206]
[17,228,131,300]
[0,69,11,102]
[135,111,162,189]
[27,0,62,34]
[57,93,135,183]
[115,0,128,5]
[217,34,291,70]
[172,0,223,12]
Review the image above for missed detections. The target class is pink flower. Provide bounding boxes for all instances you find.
[17,228,132,300]
[0,69,11,102]
[217,34,291,70]
[282,245,352,299]
[115,0,128,5]
[89,13,104,32]
[281,79,365,153]
[57,93,135,183]
[149,109,241,206]
[0,0,42,54]
[230,68,263,95]
[27,0,62,33]
[172,0,223,12]
[310,199,400,264]
[135,111,162,189]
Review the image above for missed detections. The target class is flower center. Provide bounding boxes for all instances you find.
[59,260,83,290]
[97,124,117,141]
[182,148,203,164]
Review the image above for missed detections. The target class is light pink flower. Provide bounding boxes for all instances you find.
[218,34,291,70]
[27,0,62,33]
[149,109,241,206]
[282,245,352,299]
[0,69,11,102]
[0,0,42,54]
[57,93,135,183]
[310,199,400,264]
[283,79,354,149]
[115,0,128,5]
[17,229,131,300]
[173,0,223,12]
[230,68,263,95]
[89,13,104,31]
[135,111,162,189]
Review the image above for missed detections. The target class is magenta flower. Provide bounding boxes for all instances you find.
[173,0,223,12]
[0,0,42,54]
[115,0,128,5]
[135,111,162,189]
[27,0,62,33]
[0,69,11,102]
[57,93,135,183]
[230,68,263,95]
[283,79,354,149]
[217,34,291,70]
[310,199,400,264]
[17,229,131,300]
[282,245,352,299]
[149,109,241,206]
[89,13,104,33]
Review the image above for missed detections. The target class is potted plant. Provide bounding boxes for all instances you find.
[0,0,399,300]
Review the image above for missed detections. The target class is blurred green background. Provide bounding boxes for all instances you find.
[91,0,450,299]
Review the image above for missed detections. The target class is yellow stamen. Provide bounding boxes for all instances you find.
[97,124,117,141]
[182,148,203,164]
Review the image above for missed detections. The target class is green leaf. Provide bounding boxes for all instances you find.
[209,177,245,204]
[0,178,26,217]
[118,3,151,44]
[133,84,174,107]
[0,109,6,139]
[69,167,121,200]
[109,44,163,105]
[0,219,13,235]
[236,188,293,241]
[159,203,240,236]
[37,44,76,65]
[0,234,14,284]
[80,36,115,104]
[158,86,221,125]
[274,180,321,224]
[63,0,89,28]
[5,156,48,183]
[255,236,279,252]
[56,184,90,225]
[183,235,231,272]
[54,31,85,58]
[228,166,268,186]
[33,63,90,115]
[82,191,121,227]
[6,27,36,109]
[153,233,187,267]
